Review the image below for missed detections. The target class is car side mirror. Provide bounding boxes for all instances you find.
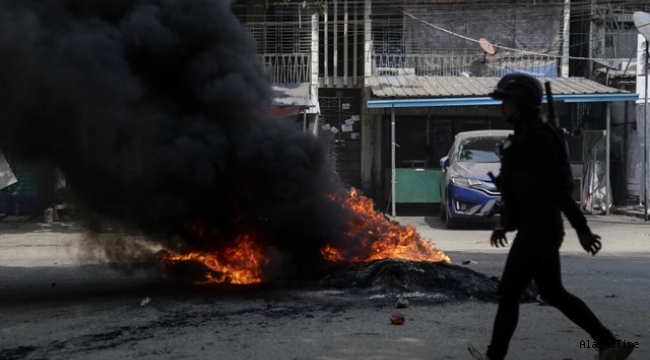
[440,156,450,170]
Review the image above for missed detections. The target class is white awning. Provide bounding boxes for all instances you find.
[271,83,320,114]
[0,151,18,190]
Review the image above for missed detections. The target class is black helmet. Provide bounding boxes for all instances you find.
[489,73,543,109]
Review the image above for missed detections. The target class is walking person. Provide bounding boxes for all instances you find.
[470,73,633,360]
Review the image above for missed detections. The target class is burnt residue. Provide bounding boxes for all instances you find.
[158,258,537,303]
[0,346,38,360]
[319,259,538,303]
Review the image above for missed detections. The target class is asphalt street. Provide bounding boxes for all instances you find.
[0,214,648,360]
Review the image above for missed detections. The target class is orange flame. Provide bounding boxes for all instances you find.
[157,188,449,285]
[158,233,268,285]
[320,188,450,263]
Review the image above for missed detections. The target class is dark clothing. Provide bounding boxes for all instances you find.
[497,117,588,235]
[486,229,615,360]
[487,116,615,360]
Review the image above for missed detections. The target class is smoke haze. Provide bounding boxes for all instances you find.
[0,0,355,278]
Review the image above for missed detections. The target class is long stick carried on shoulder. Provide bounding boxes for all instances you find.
[544,81,574,188]
[544,81,560,129]
[544,80,570,153]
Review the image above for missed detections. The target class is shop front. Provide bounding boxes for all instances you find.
[365,76,639,216]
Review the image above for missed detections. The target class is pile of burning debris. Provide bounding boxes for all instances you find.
[158,256,538,304]
[320,259,503,302]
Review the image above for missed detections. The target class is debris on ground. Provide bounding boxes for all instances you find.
[390,313,405,325]
[319,259,540,303]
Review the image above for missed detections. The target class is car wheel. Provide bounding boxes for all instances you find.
[445,213,459,229]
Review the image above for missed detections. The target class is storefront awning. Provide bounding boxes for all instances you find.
[366,76,639,108]
[271,83,319,113]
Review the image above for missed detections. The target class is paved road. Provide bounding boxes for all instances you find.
[0,215,648,360]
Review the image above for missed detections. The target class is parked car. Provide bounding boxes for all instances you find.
[439,129,513,229]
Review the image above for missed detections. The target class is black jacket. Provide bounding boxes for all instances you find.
[497,116,589,235]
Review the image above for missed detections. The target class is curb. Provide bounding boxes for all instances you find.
[611,209,648,220]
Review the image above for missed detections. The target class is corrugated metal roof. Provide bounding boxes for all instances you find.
[367,76,629,98]
[366,76,638,108]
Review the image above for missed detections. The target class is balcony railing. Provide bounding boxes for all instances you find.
[372,53,558,77]
[257,52,558,84]
[259,53,311,84]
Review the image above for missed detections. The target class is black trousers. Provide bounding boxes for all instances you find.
[486,228,615,360]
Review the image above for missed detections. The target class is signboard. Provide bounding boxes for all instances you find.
[497,61,558,78]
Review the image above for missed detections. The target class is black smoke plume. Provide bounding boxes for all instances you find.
[0,0,357,279]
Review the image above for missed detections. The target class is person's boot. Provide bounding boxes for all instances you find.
[467,343,493,360]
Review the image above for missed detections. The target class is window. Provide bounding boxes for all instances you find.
[456,136,506,163]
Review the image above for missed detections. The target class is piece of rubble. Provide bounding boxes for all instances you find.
[390,313,405,325]
[461,259,472,265]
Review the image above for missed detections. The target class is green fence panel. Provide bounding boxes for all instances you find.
[394,169,442,203]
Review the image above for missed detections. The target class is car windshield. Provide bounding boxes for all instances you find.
[456,136,505,163]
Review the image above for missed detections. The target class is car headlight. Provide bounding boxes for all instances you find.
[451,176,483,187]
[482,182,497,191]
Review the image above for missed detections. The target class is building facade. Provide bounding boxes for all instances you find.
[2,1,647,217]
[0,0,615,221]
